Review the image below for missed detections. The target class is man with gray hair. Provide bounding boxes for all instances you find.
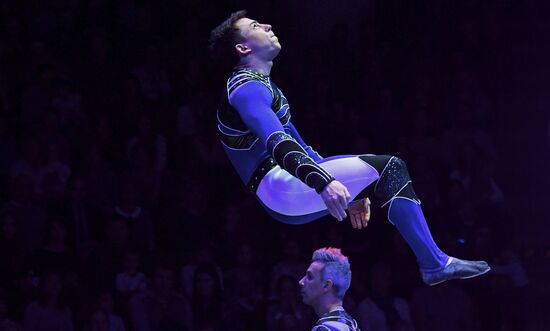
[299,248,360,331]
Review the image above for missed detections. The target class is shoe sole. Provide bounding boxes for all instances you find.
[426,266,491,286]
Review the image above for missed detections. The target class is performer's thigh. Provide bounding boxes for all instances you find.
[256,155,379,217]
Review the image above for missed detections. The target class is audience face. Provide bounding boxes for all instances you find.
[47,221,66,246]
[12,174,35,203]
[123,78,142,103]
[277,276,299,304]
[129,144,151,169]
[98,292,114,313]
[182,182,208,215]
[43,111,61,133]
[41,273,63,302]
[137,115,153,137]
[237,244,252,267]
[90,310,110,331]
[118,183,138,207]
[195,246,216,265]
[153,268,176,295]
[95,117,113,142]
[21,138,43,166]
[123,252,140,273]
[1,214,17,241]
[82,144,104,173]
[106,219,129,247]
[194,271,216,300]
[68,178,87,202]
[448,181,467,205]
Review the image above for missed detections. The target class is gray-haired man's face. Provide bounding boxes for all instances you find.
[299,261,326,306]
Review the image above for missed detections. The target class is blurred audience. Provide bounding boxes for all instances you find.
[23,272,74,331]
[357,260,415,331]
[129,264,191,331]
[266,275,312,331]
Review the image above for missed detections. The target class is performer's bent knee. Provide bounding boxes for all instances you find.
[359,155,418,207]
[358,154,393,174]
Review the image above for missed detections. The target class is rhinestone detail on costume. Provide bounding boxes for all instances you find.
[375,156,412,206]
[267,131,334,193]
[266,131,294,154]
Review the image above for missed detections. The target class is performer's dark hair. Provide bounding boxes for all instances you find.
[209,10,247,70]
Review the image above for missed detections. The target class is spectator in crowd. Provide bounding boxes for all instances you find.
[129,263,191,331]
[269,237,308,299]
[29,220,77,277]
[410,283,474,331]
[181,244,224,299]
[0,290,20,331]
[0,212,27,289]
[94,290,126,331]
[19,64,57,128]
[130,42,173,104]
[116,251,147,297]
[192,264,237,331]
[113,180,154,253]
[79,143,117,214]
[125,113,166,204]
[87,309,110,331]
[23,272,74,331]
[90,218,131,289]
[224,243,264,327]
[62,176,102,250]
[9,137,43,191]
[357,260,415,331]
[266,275,312,331]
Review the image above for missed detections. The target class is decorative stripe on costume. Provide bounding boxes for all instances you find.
[247,157,277,192]
[312,326,332,331]
[313,309,361,331]
[227,70,273,98]
[266,131,334,193]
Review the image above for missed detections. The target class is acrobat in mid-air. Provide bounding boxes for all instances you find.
[210,10,490,286]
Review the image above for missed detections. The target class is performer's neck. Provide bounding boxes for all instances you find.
[315,299,343,317]
[236,58,273,76]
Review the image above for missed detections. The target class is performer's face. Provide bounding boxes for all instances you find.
[234,17,281,60]
[299,261,326,306]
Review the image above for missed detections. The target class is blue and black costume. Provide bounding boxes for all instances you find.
[312,308,361,331]
[217,68,449,274]
[218,68,333,194]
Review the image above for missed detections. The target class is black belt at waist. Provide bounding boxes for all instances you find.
[247,157,278,193]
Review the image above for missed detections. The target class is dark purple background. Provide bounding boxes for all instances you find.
[0,1,548,330]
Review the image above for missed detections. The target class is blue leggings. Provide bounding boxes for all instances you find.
[256,154,449,272]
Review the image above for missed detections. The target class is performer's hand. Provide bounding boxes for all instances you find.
[321,181,351,222]
[348,198,371,229]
